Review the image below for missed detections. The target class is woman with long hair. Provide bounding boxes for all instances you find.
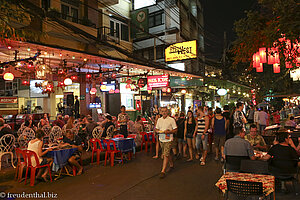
[184,110,197,161]
[27,129,53,181]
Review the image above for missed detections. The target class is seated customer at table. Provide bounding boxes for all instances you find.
[285,116,296,128]
[61,129,83,175]
[245,124,267,151]
[260,132,299,176]
[52,114,65,128]
[224,127,256,160]
[27,129,53,181]
[101,115,115,138]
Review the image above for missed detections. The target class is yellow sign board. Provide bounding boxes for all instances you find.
[165,40,197,62]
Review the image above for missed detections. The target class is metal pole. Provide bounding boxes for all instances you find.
[154,37,156,61]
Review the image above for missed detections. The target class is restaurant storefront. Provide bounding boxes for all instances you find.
[0,41,202,120]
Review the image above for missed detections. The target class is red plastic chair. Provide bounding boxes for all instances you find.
[104,140,123,167]
[24,150,52,186]
[90,138,106,165]
[140,132,150,152]
[72,157,83,176]
[15,148,27,182]
[113,134,124,138]
[127,134,137,139]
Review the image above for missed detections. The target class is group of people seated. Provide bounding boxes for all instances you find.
[224,126,300,177]
[27,127,84,182]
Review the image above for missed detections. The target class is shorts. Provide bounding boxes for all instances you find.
[160,141,172,156]
[186,132,194,139]
[171,137,178,148]
[214,135,225,148]
[40,158,48,165]
[177,138,186,144]
[195,134,208,151]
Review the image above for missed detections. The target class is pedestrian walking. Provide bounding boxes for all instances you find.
[155,107,177,178]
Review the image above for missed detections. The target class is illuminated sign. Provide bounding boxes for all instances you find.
[165,40,197,62]
[147,74,169,88]
[0,97,17,104]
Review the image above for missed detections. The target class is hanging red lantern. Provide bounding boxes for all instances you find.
[167,88,171,93]
[255,52,260,68]
[22,80,29,85]
[256,63,263,72]
[273,63,280,73]
[109,89,115,94]
[162,87,167,92]
[71,75,77,80]
[252,54,257,68]
[86,74,91,79]
[90,88,97,95]
[274,52,280,63]
[259,48,267,63]
[268,48,275,64]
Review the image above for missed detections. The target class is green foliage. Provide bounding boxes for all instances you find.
[231,0,300,100]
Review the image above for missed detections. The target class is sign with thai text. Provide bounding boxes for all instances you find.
[147,75,169,88]
[0,97,18,104]
[165,40,197,62]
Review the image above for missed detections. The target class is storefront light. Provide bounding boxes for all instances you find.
[90,88,97,95]
[64,78,72,86]
[3,72,14,81]
[181,89,187,94]
[217,89,227,96]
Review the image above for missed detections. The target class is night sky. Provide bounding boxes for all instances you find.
[203,0,257,60]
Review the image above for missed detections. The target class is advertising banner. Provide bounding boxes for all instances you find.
[147,74,169,88]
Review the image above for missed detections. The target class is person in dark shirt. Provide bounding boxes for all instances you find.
[52,115,65,128]
[102,115,115,138]
[61,129,83,175]
[86,117,98,138]
[0,118,14,138]
[176,112,187,157]
[261,132,299,176]
[74,96,80,119]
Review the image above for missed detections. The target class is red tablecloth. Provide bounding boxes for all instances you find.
[215,172,275,196]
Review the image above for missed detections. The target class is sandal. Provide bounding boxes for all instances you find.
[152,156,159,159]
[200,161,206,166]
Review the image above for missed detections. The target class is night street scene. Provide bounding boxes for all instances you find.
[0,0,299,199]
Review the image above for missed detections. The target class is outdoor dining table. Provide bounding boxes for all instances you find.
[46,147,78,179]
[103,138,135,153]
[216,172,275,199]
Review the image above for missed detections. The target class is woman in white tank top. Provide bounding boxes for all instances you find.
[27,129,53,181]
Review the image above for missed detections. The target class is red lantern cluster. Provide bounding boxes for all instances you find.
[252,37,300,73]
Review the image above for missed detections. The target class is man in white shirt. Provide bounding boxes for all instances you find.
[156,107,177,178]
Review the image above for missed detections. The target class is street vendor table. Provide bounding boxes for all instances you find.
[216,172,275,199]
[47,148,77,172]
